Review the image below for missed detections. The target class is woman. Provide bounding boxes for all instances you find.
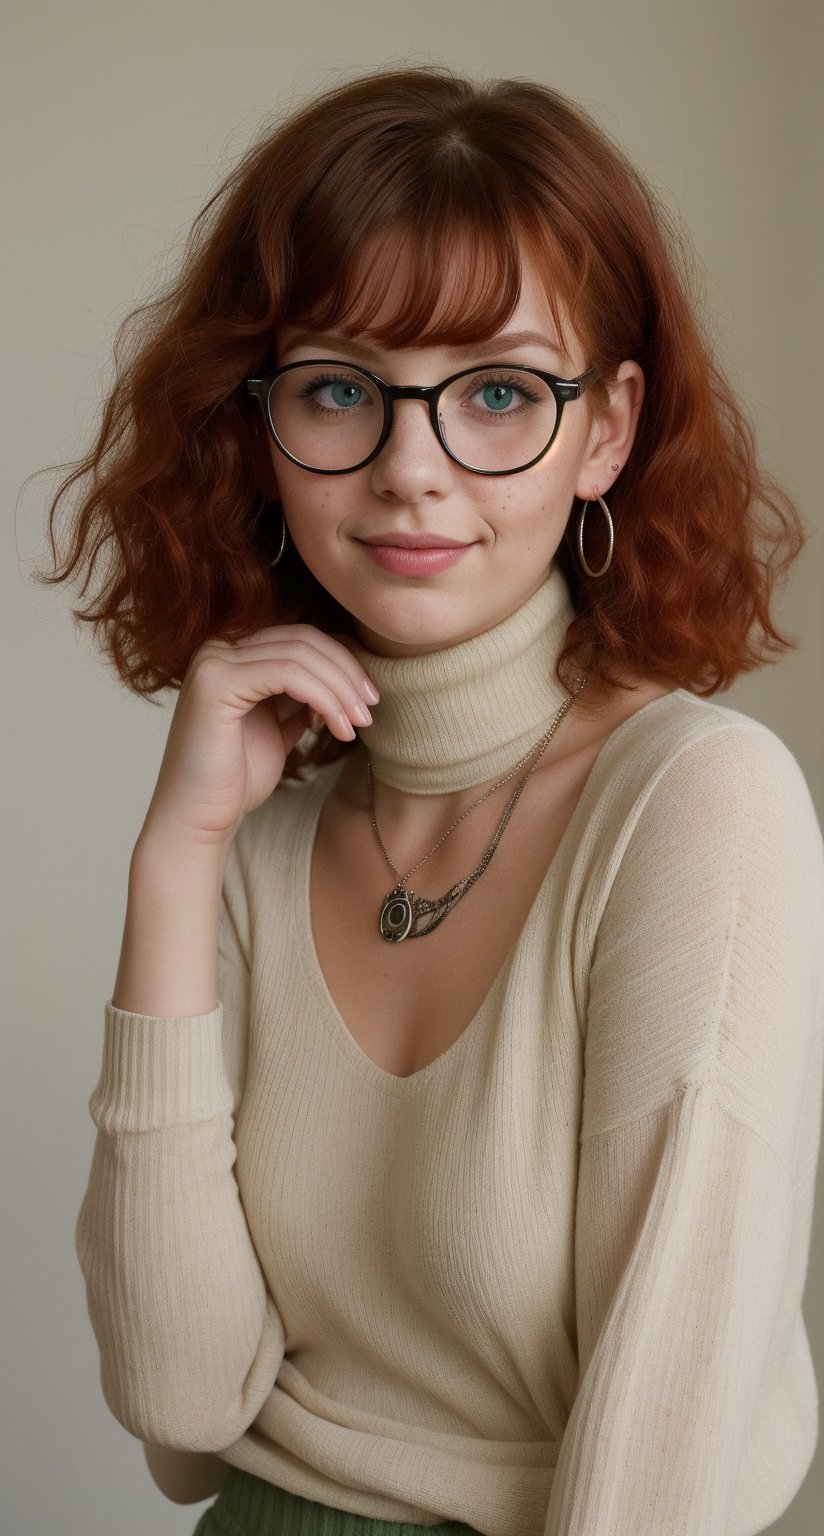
[46,65,823,1536]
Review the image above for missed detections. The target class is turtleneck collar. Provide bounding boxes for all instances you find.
[345,564,578,795]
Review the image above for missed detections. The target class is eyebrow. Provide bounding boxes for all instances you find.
[278,327,569,364]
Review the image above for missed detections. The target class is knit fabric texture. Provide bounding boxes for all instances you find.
[76,567,824,1535]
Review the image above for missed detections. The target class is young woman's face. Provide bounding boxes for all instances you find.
[266,241,644,655]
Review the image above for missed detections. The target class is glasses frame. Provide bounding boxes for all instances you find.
[245,357,601,477]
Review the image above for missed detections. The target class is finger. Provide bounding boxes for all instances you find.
[225,656,364,740]
[217,640,375,725]
[220,625,379,702]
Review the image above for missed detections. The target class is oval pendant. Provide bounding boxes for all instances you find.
[379,886,414,942]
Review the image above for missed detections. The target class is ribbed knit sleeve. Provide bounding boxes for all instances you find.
[544,723,824,1536]
[74,829,286,1452]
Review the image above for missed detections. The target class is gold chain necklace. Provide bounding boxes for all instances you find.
[366,676,587,941]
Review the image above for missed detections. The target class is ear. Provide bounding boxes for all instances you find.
[574,361,645,501]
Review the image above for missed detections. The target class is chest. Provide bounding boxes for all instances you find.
[308,748,599,1079]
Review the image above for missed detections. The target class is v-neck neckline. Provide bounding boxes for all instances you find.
[293,754,515,1095]
[289,688,687,1095]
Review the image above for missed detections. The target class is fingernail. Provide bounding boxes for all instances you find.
[361,679,380,704]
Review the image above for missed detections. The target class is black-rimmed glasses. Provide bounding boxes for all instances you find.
[246,358,600,476]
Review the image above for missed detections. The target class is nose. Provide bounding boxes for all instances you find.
[369,396,454,502]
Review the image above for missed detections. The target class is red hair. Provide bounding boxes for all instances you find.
[32,64,806,777]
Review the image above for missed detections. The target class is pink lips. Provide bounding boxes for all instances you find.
[360,542,474,575]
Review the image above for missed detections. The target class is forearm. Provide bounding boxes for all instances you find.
[77,829,285,1449]
[111,824,231,1017]
[75,994,284,1447]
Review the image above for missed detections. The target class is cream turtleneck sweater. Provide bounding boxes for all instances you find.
[346,566,577,793]
[75,566,824,1535]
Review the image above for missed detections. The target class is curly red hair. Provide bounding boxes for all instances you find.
[32,64,805,779]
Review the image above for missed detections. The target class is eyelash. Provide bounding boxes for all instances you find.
[473,372,543,405]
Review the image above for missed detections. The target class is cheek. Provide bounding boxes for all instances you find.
[276,472,333,532]
[492,477,576,536]
[277,482,361,582]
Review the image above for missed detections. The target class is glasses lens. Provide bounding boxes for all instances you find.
[268,364,383,471]
[267,363,558,472]
[439,368,558,471]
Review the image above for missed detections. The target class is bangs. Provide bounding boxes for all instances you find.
[278,212,577,363]
[40,65,805,716]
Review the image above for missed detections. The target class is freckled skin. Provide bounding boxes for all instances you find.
[262,237,644,664]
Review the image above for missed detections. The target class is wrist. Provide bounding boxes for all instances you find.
[133,816,236,877]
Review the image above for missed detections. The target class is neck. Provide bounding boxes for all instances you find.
[345,566,579,796]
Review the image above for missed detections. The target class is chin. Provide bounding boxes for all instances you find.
[349,594,496,657]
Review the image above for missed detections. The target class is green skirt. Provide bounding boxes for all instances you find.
[192,1465,483,1536]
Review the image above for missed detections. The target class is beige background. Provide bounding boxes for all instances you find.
[4,2,822,1532]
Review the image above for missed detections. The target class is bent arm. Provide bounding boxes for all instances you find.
[75,827,286,1450]
[546,723,824,1533]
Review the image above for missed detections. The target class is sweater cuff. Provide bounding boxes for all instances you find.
[87,1000,234,1133]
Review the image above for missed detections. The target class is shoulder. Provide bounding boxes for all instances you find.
[571,690,823,925]
[577,693,824,1148]
[594,689,816,837]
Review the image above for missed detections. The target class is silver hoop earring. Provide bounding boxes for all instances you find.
[576,490,614,578]
[268,500,287,567]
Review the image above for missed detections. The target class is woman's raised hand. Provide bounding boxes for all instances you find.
[140,624,379,849]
